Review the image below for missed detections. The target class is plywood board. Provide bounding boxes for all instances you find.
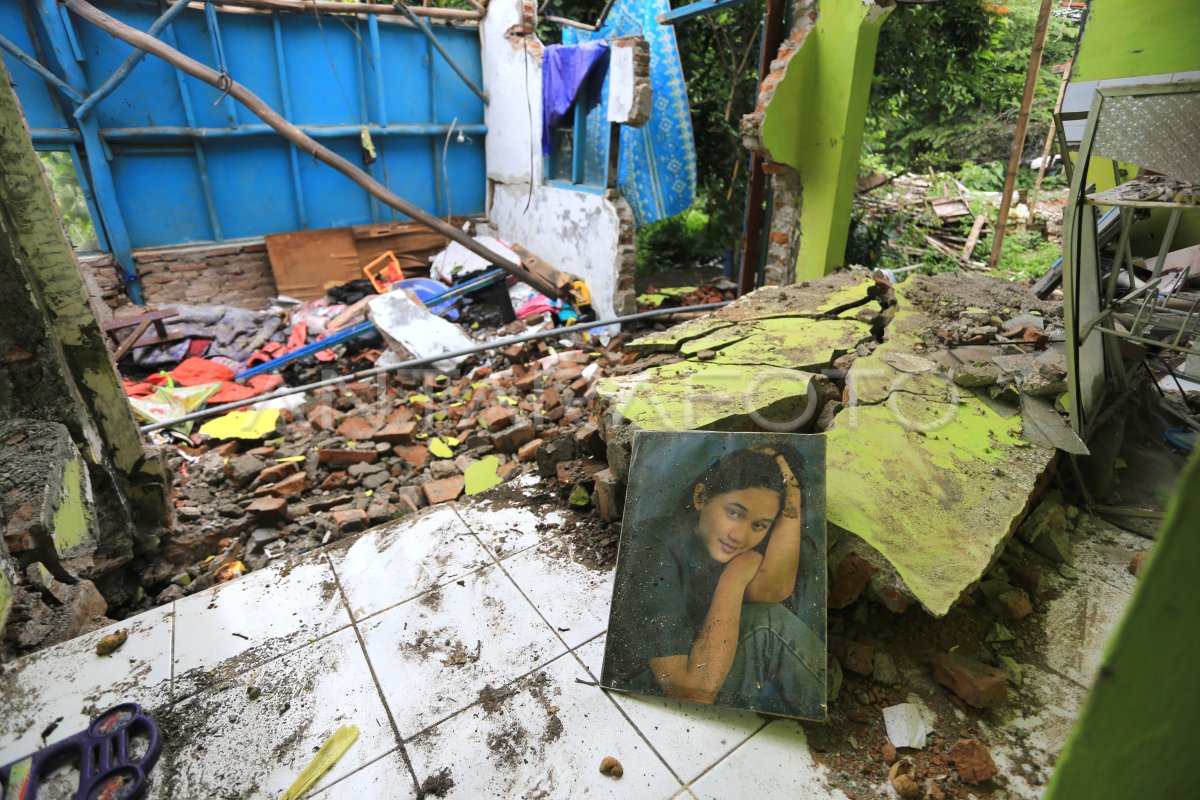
[265,227,361,302]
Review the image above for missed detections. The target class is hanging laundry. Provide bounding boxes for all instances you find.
[542,40,610,155]
[565,0,697,224]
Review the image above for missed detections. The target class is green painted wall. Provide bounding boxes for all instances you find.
[760,0,892,281]
[1073,0,1200,254]
[1043,449,1200,799]
[52,456,92,553]
[1073,0,1200,83]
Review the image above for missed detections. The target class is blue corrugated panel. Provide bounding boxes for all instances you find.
[2,0,487,251]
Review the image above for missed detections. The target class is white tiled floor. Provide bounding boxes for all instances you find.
[0,488,1125,799]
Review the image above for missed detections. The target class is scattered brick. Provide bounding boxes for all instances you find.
[336,415,382,441]
[829,552,876,609]
[317,449,378,465]
[948,739,998,785]
[394,444,430,470]
[516,438,543,462]
[246,496,287,522]
[332,508,368,534]
[931,652,1007,709]
[257,462,299,485]
[371,420,417,445]
[478,405,515,431]
[306,404,338,431]
[423,475,465,505]
[492,420,535,453]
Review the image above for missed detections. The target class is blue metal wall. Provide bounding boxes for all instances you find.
[1,0,486,256]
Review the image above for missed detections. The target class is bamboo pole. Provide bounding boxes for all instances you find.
[988,0,1055,271]
[63,0,560,300]
[1029,57,1072,210]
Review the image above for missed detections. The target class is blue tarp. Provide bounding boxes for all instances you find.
[566,0,697,225]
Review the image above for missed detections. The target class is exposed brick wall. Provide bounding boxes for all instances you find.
[610,190,638,316]
[79,239,277,310]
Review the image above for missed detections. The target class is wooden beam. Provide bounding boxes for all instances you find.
[961,214,988,262]
[988,0,1054,271]
[1029,57,1072,210]
[63,0,560,300]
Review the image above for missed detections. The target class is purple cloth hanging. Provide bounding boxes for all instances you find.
[542,40,609,156]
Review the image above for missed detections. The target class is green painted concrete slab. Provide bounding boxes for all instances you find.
[627,273,877,353]
[597,361,814,432]
[826,394,1054,617]
[681,318,873,370]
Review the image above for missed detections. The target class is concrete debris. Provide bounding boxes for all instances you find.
[883,703,929,749]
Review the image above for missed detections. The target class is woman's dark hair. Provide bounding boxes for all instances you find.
[693,448,787,503]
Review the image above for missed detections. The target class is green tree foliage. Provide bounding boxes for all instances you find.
[541,0,762,272]
[865,0,1078,173]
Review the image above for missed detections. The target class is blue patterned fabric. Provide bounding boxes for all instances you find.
[564,0,697,225]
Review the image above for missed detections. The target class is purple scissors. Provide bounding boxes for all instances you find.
[1,703,162,800]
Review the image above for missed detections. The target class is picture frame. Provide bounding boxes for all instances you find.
[601,430,828,721]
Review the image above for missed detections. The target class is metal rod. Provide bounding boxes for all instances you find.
[1093,325,1200,359]
[74,0,192,120]
[140,301,733,432]
[64,0,557,299]
[96,122,488,140]
[395,2,488,103]
[0,33,85,103]
[176,0,481,21]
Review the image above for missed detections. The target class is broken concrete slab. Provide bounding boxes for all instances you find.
[597,361,815,481]
[626,272,880,353]
[678,317,873,370]
[825,394,1054,617]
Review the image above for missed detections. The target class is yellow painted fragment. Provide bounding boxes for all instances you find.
[465,456,503,496]
[199,409,280,440]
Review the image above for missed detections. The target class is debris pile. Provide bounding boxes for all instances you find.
[130,319,628,612]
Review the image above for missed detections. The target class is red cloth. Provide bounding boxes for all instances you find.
[123,357,282,405]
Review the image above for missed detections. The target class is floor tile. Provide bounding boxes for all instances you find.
[690,720,849,800]
[328,506,490,620]
[146,627,398,799]
[500,544,615,648]
[453,478,566,558]
[172,552,351,700]
[1040,565,1129,687]
[311,749,419,799]
[574,636,767,784]
[981,662,1088,797]
[0,603,174,765]
[358,564,568,740]
[406,650,681,799]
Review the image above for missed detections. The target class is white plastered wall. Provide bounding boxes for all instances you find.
[480,0,624,321]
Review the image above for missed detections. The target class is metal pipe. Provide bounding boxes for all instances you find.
[140,301,733,432]
[395,2,488,103]
[185,0,481,21]
[73,0,192,120]
[97,122,488,140]
[0,33,85,103]
[544,15,596,31]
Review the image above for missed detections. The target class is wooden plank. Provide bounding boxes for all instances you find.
[352,220,451,276]
[265,227,361,302]
[961,214,988,261]
[510,244,574,294]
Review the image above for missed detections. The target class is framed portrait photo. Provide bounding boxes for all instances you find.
[601,431,828,721]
